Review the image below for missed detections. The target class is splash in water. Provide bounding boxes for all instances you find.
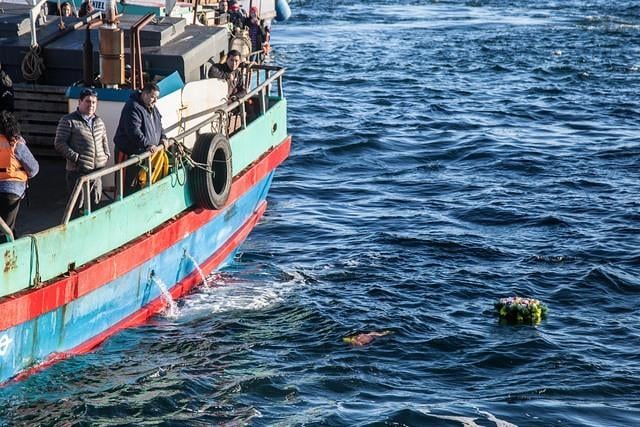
[150,275,180,318]
[184,252,211,287]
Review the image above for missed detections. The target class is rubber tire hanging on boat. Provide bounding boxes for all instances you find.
[190,133,232,210]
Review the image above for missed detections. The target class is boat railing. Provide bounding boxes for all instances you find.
[60,64,285,225]
[0,217,14,242]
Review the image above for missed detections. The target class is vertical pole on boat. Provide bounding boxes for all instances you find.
[130,14,156,90]
[83,26,94,85]
[277,75,283,99]
[147,155,153,188]
[240,102,246,129]
[259,83,266,115]
[83,180,92,215]
[130,29,138,89]
[118,168,124,201]
[192,0,200,25]
[99,0,125,87]
[0,217,14,242]
[265,68,270,96]
[28,0,41,47]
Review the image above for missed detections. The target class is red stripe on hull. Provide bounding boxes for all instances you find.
[0,136,291,332]
[13,200,268,383]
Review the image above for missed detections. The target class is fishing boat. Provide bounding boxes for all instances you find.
[0,0,291,383]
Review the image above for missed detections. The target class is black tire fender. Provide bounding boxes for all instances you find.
[190,133,232,210]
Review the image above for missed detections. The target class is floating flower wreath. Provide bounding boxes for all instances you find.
[495,297,547,325]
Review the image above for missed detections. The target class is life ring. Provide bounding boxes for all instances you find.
[190,133,232,210]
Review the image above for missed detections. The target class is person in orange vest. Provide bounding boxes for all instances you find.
[0,111,39,240]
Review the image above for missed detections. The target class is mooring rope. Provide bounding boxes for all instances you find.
[21,45,45,82]
[25,234,41,286]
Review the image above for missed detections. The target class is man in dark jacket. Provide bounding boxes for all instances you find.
[113,82,167,194]
[208,50,246,102]
[228,0,246,30]
[113,82,167,155]
[208,50,249,134]
[54,88,110,201]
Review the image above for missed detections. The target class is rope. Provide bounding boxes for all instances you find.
[21,45,45,82]
[137,149,170,187]
[169,139,231,177]
[26,234,41,286]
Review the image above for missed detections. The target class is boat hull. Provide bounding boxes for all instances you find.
[0,136,291,383]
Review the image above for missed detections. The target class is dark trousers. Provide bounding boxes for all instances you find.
[0,192,21,241]
[115,148,141,197]
[66,170,82,194]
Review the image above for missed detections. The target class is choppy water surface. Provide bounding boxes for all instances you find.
[2,1,640,425]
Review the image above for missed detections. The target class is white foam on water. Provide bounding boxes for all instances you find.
[417,406,518,427]
[179,269,306,316]
[478,410,518,427]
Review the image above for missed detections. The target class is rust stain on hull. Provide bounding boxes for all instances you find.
[3,250,16,273]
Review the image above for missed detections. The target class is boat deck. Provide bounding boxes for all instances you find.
[16,157,70,237]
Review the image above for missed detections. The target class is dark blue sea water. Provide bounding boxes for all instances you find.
[2,0,640,425]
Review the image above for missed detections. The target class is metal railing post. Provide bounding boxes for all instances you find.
[0,217,14,242]
[147,155,153,188]
[118,168,124,201]
[260,86,266,115]
[83,180,92,215]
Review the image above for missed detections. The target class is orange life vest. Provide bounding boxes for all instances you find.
[0,135,28,182]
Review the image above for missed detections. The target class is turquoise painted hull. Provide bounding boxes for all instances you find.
[0,96,290,383]
[0,98,288,299]
[0,172,273,383]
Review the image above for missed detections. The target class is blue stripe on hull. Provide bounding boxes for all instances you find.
[0,172,275,383]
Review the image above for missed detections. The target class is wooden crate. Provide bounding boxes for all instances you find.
[13,84,68,157]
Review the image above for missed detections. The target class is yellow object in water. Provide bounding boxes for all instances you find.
[343,330,391,346]
[138,150,169,187]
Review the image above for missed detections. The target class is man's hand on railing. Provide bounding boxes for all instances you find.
[148,143,164,154]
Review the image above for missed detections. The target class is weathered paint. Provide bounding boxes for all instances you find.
[0,100,287,298]
[0,136,291,333]
[0,141,287,382]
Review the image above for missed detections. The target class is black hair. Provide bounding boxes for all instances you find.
[79,88,98,100]
[228,49,242,58]
[142,82,160,94]
[0,111,21,142]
